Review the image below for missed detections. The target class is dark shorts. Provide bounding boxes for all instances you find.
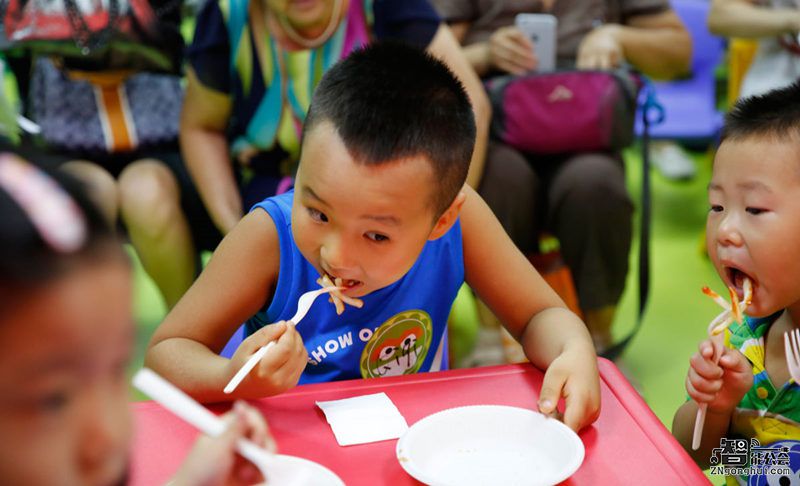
[3,135,224,252]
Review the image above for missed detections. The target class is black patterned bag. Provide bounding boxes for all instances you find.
[29,56,182,153]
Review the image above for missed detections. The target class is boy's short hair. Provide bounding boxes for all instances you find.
[303,41,476,216]
[723,81,800,143]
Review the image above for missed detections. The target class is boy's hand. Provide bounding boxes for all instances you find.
[226,321,308,396]
[686,340,752,414]
[171,401,276,486]
[537,343,601,432]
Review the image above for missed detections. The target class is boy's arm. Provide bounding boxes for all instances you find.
[144,210,291,402]
[460,186,600,430]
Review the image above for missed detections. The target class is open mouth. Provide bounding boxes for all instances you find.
[725,266,756,301]
[317,272,366,315]
[323,271,363,293]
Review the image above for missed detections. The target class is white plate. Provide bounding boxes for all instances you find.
[395,405,584,486]
[268,454,345,486]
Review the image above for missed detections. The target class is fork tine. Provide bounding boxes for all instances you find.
[792,329,800,367]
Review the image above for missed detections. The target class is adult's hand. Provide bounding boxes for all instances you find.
[576,24,624,71]
[488,26,538,75]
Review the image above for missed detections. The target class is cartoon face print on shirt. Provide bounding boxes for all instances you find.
[360,310,433,378]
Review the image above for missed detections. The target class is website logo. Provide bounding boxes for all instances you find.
[708,438,800,483]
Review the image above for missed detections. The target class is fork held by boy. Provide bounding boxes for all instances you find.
[223,286,342,394]
[692,279,751,450]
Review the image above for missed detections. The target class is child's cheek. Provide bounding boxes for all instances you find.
[0,417,74,485]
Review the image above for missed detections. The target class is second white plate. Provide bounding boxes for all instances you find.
[268,454,345,486]
[396,405,584,486]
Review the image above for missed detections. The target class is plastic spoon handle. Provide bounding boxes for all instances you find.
[134,368,227,435]
[132,368,278,470]
[135,368,329,486]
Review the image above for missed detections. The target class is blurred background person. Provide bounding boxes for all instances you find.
[709,0,800,99]
[430,0,691,353]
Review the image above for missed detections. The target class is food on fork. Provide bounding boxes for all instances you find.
[317,274,364,315]
[702,278,752,336]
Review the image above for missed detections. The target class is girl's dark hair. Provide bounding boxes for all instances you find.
[0,155,124,310]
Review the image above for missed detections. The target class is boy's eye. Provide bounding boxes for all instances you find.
[35,391,70,413]
[307,207,329,223]
[710,205,723,213]
[365,232,389,243]
[746,207,767,215]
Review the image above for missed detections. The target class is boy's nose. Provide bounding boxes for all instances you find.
[715,214,744,247]
[321,236,356,274]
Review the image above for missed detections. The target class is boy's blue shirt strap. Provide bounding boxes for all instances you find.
[247,191,464,384]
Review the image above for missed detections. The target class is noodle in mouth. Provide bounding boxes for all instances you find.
[703,277,752,336]
[317,274,364,315]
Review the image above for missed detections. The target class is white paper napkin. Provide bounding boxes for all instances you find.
[316,392,409,446]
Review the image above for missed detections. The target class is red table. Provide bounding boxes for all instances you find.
[130,359,708,485]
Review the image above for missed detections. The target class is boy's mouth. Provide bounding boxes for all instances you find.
[725,266,756,301]
[323,271,363,293]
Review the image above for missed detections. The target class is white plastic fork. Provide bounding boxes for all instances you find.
[691,279,751,450]
[784,329,800,384]
[223,286,342,394]
[691,333,725,451]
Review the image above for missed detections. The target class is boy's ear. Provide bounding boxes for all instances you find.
[428,190,466,241]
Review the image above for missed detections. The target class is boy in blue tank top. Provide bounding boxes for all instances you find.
[147,42,601,432]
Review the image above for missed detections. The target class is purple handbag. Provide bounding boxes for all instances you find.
[486,69,642,155]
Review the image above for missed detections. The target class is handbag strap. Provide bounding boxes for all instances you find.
[601,76,664,361]
[62,0,120,55]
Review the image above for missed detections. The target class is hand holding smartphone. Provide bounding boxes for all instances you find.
[514,13,558,72]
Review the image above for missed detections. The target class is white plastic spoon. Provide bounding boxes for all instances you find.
[133,368,344,485]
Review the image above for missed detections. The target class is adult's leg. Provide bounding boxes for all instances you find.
[477,140,541,254]
[473,141,541,364]
[545,152,633,351]
[118,159,197,309]
[61,160,118,225]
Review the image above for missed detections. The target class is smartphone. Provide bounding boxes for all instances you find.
[514,13,558,72]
